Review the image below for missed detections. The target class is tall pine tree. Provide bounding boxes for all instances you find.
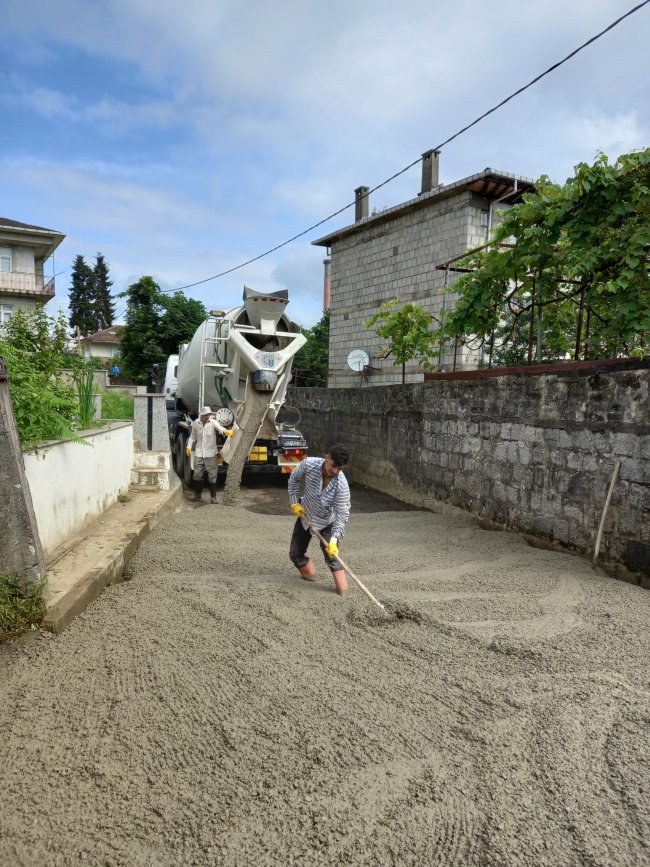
[68,255,96,337]
[93,252,115,330]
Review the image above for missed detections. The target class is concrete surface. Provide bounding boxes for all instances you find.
[0,478,648,866]
[43,478,181,633]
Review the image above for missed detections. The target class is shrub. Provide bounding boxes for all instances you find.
[101,390,134,419]
[0,575,46,643]
[0,308,82,449]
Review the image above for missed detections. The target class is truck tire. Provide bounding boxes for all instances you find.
[182,437,193,486]
[174,433,186,477]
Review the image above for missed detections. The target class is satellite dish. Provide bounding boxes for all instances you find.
[347,349,369,372]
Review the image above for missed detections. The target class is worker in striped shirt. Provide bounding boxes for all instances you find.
[288,443,351,596]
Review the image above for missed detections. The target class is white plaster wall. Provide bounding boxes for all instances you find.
[23,422,134,559]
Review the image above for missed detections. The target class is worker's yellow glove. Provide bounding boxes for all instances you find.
[326,538,339,558]
[185,447,192,457]
[291,503,305,518]
[224,429,234,437]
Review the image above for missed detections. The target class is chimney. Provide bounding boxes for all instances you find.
[355,186,369,222]
[323,258,331,311]
[420,149,441,194]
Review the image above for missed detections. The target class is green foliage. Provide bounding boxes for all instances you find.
[119,277,206,383]
[75,365,96,429]
[119,276,166,382]
[69,252,115,336]
[158,292,207,357]
[0,307,83,448]
[93,252,115,329]
[365,298,437,383]
[0,574,46,643]
[100,390,134,419]
[68,254,96,336]
[440,149,650,363]
[293,310,330,386]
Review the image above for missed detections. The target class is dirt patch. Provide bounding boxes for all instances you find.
[0,503,648,865]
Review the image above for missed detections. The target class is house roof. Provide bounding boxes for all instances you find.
[80,325,125,345]
[312,168,536,247]
[0,217,62,233]
[0,217,65,259]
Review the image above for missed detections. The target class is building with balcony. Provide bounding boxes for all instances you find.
[0,217,65,328]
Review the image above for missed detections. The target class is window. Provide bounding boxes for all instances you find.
[0,247,12,272]
[0,304,13,325]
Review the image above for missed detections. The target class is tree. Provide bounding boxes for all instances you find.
[293,310,330,387]
[68,255,96,338]
[439,149,650,364]
[364,298,437,383]
[119,278,207,383]
[158,292,207,358]
[92,253,115,330]
[119,276,167,383]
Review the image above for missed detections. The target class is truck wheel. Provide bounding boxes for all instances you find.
[182,439,193,487]
[174,433,186,477]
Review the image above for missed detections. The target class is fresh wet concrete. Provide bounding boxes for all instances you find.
[0,484,648,865]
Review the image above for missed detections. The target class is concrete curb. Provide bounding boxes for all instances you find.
[43,483,182,634]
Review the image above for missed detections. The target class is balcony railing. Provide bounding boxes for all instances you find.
[0,272,55,300]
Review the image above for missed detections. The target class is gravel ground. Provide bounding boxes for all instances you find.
[0,487,648,866]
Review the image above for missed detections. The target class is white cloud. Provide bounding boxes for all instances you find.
[3,0,650,334]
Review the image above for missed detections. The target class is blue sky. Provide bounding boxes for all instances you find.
[2,0,649,329]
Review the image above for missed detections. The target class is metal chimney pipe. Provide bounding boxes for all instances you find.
[355,186,369,222]
[420,149,441,194]
[323,258,331,311]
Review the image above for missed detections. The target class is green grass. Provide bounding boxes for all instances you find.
[101,390,134,420]
[0,575,46,643]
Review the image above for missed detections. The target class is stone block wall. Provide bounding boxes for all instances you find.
[328,192,475,387]
[289,368,650,578]
[327,192,512,388]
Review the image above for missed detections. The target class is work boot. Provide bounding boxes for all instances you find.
[192,482,202,501]
[332,569,349,596]
[210,484,218,504]
[298,559,316,582]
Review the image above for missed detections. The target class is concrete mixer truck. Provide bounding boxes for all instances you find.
[168,286,309,485]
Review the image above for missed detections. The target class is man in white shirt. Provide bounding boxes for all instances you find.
[288,443,351,595]
[186,405,233,503]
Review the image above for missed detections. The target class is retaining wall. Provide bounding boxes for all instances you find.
[289,367,650,579]
[23,422,134,559]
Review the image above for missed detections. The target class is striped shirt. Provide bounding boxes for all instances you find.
[288,457,351,540]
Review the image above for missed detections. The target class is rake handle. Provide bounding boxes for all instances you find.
[304,515,385,611]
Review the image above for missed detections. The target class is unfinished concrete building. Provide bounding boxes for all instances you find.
[312,153,535,387]
[0,217,65,330]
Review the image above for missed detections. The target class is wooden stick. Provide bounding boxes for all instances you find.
[303,514,386,611]
[593,459,621,563]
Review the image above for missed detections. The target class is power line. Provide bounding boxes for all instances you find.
[160,0,649,296]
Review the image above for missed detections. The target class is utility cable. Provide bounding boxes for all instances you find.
[160,0,649,294]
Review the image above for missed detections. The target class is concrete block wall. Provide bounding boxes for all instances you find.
[328,191,495,387]
[289,368,650,578]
